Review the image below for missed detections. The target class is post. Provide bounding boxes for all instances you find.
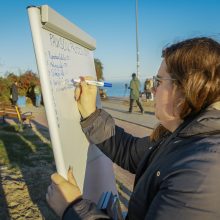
[135,0,140,78]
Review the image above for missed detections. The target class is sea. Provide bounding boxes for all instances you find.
[103,81,145,97]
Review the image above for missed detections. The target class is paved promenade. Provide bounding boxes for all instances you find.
[23,97,158,129]
[102,97,158,129]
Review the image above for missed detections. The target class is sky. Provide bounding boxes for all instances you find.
[0,0,219,82]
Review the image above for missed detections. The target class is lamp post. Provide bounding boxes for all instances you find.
[135,0,140,78]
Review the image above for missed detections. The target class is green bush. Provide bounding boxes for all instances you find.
[0,71,40,104]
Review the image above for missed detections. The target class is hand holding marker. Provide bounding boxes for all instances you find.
[72,79,112,87]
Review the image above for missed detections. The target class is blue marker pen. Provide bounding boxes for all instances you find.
[72,79,112,87]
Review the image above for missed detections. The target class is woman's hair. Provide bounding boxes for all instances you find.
[151,37,220,141]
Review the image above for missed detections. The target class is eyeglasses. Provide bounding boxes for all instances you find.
[153,75,177,90]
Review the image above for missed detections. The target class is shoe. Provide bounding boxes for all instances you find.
[128,111,132,113]
[140,111,144,114]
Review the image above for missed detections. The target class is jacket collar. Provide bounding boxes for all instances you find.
[179,101,220,137]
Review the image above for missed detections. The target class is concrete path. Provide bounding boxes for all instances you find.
[22,97,158,129]
[102,97,158,129]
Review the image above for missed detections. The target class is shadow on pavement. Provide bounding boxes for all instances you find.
[0,119,58,219]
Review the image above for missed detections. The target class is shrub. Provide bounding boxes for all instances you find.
[0,70,40,104]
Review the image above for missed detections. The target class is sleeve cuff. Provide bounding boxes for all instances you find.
[62,198,82,220]
[80,109,101,128]
[80,109,115,144]
[62,198,111,220]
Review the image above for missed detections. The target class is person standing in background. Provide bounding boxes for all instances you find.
[11,81,18,106]
[144,79,152,101]
[128,73,144,114]
[34,84,41,107]
[144,79,151,100]
[124,83,128,97]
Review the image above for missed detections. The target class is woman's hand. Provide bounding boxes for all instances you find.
[74,76,97,119]
[46,167,82,217]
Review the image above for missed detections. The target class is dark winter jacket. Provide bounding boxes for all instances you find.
[63,102,220,220]
[11,83,18,102]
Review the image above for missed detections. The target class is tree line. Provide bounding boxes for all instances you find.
[0,58,104,104]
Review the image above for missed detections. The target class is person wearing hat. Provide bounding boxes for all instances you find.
[128,73,144,114]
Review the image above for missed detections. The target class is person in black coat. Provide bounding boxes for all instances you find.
[46,37,220,220]
[11,81,18,105]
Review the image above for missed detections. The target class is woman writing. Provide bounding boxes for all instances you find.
[46,37,220,220]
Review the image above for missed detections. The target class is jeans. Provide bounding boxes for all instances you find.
[35,94,41,107]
